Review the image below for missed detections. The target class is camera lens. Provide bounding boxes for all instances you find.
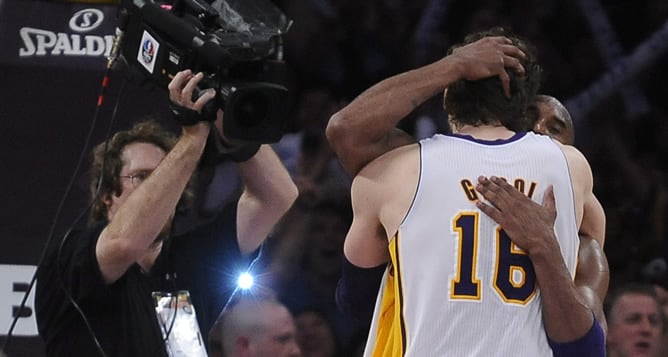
[232,91,270,127]
[222,82,288,143]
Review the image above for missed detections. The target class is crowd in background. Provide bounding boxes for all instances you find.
[272,0,668,288]
[2,0,666,356]
[278,0,668,276]
[186,0,668,355]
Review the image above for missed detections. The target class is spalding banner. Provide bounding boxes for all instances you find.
[0,0,117,68]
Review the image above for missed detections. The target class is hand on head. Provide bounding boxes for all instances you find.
[449,36,526,98]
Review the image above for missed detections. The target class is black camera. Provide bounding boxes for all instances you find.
[116,0,292,143]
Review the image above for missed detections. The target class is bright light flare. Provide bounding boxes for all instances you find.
[237,272,254,290]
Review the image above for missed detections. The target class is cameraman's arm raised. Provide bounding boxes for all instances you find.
[231,143,298,254]
[209,89,298,256]
[96,70,214,284]
[96,69,297,284]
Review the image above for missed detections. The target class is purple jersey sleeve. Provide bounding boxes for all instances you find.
[548,317,605,357]
[335,256,387,324]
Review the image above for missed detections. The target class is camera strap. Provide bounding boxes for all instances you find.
[199,123,261,167]
[169,101,216,126]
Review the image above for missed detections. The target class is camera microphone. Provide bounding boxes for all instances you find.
[107,8,129,69]
[107,28,125,69]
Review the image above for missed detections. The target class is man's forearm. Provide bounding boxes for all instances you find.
[529,241,595,342]
[574,235,609,333]
[474,176,605,354]
[530,244,605,355]
[98,125,209,282]
[327,36,527,176]
[326,57,463,176]
[235,145,298,254]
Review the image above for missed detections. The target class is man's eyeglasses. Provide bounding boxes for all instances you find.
[119,171,151,188]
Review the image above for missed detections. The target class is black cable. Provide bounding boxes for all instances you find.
[149,223,182,357]
[162,232,180,344]
[0,70,125,356]
[54,78,127,357]
[156,293,179,355]
[162,293,179,342]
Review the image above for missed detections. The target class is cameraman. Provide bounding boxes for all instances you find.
[35,69,298,357]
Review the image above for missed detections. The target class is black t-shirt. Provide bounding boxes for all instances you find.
[35,208,247,357]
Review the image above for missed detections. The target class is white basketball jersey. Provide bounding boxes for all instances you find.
[364,132,579,357]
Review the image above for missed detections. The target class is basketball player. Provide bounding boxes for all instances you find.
[334,94,610,336]
[531,94,575,146]
[326,28,605,356]
[530,94,609,331]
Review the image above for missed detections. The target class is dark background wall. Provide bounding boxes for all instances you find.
[0,1,174,355]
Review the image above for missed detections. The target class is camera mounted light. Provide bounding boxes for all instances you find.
[236,271,254,290]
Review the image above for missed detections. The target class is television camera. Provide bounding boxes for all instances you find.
[115,0,292,143]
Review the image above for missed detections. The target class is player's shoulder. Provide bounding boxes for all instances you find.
[553,141,590,169]
[550,141,594,192]
[358,142,420,178]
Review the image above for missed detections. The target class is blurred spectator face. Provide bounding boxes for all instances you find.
[296,310,337,357]
[654,285,668,357]
[654,285,668,318]
[607,292,664,357]
[305,211,348,278]
[247,304,302,357]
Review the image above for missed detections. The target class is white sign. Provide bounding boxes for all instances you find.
[0,264,38,336]
[137,30,160,74]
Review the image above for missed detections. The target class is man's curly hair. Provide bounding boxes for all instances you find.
[443,27,542,132]
[89,119,177,223]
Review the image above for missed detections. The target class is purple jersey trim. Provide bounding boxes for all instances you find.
[446,131,528,145]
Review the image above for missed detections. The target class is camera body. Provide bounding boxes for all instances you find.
[116,0,292,143]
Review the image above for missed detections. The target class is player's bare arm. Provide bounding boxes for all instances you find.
[345,145,420,267]
[475,176,600,344]
[575,234,609,333]
[326,36,525,177]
